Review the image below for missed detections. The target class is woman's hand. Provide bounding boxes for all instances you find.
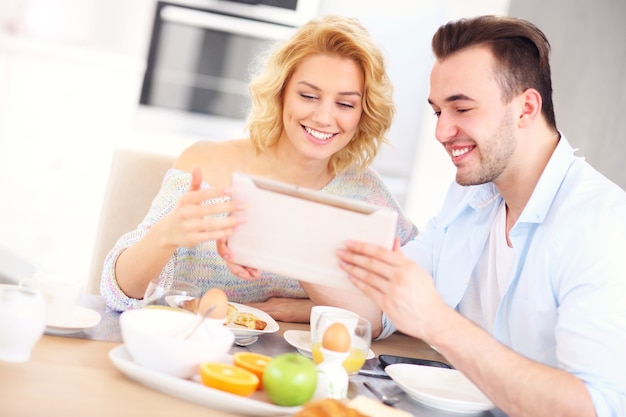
[246,297,313,323]
[215,237,261,279]
[159,168,244,249]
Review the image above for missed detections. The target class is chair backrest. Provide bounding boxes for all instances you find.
[86,148,175,294]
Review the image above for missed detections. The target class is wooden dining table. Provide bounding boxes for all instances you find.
[0,295,496,417]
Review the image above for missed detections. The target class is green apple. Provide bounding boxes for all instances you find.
[262,353,317,406]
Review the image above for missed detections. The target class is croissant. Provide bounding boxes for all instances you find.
[294,399,366,417]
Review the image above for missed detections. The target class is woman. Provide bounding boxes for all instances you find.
[101,15,417,337]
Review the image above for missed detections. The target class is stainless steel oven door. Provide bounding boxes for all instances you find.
[139,2,296,120]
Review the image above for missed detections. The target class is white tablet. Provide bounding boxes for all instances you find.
[228,172,398,294]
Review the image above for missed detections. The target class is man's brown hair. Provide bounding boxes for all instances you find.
[432,15,557,130]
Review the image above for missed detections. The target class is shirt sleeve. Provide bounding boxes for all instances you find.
[552,205,626,416]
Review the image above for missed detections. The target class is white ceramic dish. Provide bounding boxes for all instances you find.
[385,363,494,414]
[227,302,279,339]
[109,345,302,416]
[120,308,234,379]
[283,329,375,360]
[45,306,101,335]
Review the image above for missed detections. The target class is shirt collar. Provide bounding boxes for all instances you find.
[517,133,577,224]
[439,132,577,227]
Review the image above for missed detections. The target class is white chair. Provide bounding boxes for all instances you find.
[86,148,175,294]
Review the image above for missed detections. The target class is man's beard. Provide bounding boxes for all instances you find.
[456,109,516,186]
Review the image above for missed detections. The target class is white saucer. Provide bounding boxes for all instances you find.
[283,329,375,359]
[46,306,102,335]
[386,363,494,414]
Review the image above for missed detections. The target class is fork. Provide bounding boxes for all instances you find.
[363,381,400,406]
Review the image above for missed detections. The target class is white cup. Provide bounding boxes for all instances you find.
[0,284,47,362]
[20,274,82,326]
[310,305,359,342]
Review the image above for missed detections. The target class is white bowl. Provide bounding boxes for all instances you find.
[120,308,234,378]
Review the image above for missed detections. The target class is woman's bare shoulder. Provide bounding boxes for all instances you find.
[173,139,248,167]
[173,139,253,186]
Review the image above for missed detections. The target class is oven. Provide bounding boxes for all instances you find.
[137,0,321,135]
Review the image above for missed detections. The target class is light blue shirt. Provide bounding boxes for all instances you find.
[382,136,626,416]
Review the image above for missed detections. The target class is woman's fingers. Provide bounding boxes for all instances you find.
[188,167,203,192]
[230,265,260,280]
[216,238,260,279]
[201,200,244,218]
[175,197,243,225]
[179,187,229,206]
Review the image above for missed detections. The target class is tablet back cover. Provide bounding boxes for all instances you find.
[228,172,398,294]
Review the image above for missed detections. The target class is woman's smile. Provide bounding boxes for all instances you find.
[281,54,363,162]
[303,125,337,142]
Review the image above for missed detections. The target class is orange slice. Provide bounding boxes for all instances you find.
[233,352,271,389]
[199,362,259,396]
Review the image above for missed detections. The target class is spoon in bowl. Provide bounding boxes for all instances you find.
[182,304,217,340]
[182,289,218,339]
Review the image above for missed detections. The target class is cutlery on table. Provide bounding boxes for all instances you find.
[357,368,391,379]
[363,381,400,406]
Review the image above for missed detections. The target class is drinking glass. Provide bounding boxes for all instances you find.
[142,279,202,312]
[311,310,372,374]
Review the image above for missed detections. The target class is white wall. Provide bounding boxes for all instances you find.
[0,38,145,282]
[319,0,447,207]
[401,0,512,228]
[0,0,510,285]
[508,0,626,191]
[320,0,511,228]
[0,0,155,282]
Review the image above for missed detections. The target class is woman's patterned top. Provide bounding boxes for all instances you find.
[101,168,417,311]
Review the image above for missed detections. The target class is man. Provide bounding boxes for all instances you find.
[338,15,626,417]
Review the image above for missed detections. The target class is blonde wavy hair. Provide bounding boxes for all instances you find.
[246,15,394,174]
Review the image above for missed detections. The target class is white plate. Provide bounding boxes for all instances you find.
[227,302,279,339]
[283,330,375,359]
[46,306,102,335]
[108,345,302,416]
[157,298,277,339]
[385,363,494,414]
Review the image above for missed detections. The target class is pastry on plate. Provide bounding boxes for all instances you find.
[225,303,267,330]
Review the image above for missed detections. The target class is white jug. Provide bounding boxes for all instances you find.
[0,285,47,362]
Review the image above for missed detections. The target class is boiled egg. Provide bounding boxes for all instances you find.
[199,288,229,319]
[322,322,351,353]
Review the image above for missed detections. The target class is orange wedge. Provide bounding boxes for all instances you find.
[233,352,271,389]
[199,362,259,396]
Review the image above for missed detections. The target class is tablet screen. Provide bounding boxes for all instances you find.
[228,172,398,293]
